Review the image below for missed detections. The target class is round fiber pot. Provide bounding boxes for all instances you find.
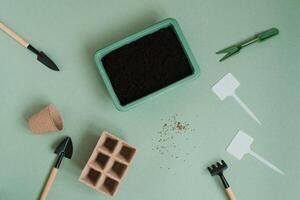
[28,104,63,134]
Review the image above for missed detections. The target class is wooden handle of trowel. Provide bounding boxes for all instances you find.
[0,22,29,47]
[225,187,237,200]
[39,168,58,200]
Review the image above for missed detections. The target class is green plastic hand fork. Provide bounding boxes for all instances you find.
[216,28,279,62]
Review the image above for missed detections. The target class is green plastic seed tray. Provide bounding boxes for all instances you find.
[94,18,200,111]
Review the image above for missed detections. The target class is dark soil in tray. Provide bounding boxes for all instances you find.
[101,27,193,106]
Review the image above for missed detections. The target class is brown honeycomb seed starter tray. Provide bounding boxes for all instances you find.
[79,131,137,196]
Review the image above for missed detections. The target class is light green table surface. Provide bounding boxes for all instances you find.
[0,0,299,199]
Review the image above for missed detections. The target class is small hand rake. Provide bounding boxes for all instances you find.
[208,160,237,200]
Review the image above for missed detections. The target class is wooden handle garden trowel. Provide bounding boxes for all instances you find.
[0,22,59,71]
[39,137,73,200]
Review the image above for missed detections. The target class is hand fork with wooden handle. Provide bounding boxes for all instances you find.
[208,160,237,200]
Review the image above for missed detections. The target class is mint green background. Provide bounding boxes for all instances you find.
[0,0,299,199]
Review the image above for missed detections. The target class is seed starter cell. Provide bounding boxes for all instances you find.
[79,131,137,196]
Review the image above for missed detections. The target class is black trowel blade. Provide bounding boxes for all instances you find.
[37,51,59,71]
[54,137,73,159]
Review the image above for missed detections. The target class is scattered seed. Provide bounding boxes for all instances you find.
[152,114,195,163]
